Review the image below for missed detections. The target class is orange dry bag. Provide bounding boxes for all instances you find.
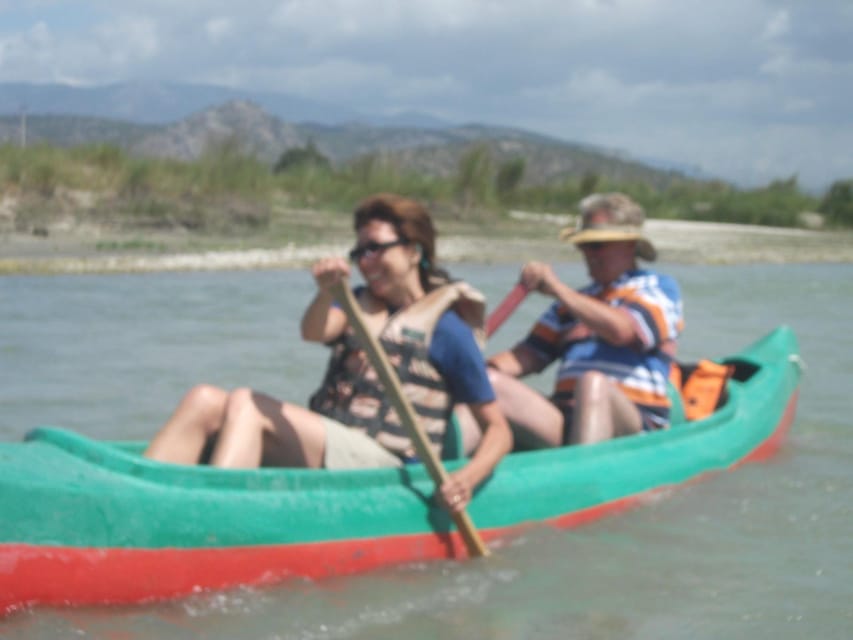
[669,360,734,420]
[680,359,734,421]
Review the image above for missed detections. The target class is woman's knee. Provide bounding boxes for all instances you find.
[184,383,224,407]
[223,387,261,423]
[178,384,228,432]
[183,384,228,412]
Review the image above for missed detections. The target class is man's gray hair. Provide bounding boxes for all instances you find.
[578,193,646,226]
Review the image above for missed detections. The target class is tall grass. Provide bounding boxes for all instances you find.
[2,142,845,233]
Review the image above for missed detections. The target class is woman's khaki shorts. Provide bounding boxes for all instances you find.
[322,417,402,470]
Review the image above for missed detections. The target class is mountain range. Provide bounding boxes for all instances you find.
[0,82,708,188]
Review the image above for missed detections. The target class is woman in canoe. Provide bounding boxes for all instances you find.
[144,193,512,513]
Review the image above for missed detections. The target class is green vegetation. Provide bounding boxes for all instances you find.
[455,144,496,210]
[2,141,849,241]
[495,157,526,199]
[818,179,853,227]
[273,139,331,173]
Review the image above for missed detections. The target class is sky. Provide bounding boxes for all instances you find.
[0,0,851,192]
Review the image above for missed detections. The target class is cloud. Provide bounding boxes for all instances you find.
[761,9,790,42]
[204,17,233,43]
[0,0,850,190]
[92,15,160,67]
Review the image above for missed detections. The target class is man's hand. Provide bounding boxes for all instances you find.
[520,261,562,297]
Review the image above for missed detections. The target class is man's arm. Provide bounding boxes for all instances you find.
[487,343,548,378]
[522,261,640,348]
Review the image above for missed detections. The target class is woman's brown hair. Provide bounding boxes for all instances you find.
[353,193,451,290]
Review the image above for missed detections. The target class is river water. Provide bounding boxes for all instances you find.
[1,261,851,639]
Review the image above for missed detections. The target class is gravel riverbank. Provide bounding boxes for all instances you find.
[1,218,851,275]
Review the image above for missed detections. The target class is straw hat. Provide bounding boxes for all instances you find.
[559,192,657,261]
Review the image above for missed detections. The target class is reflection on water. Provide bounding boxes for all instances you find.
[2,262,852,639]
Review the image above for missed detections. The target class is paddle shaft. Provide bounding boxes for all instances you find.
[485,283,529,338]
[331,280,490,558]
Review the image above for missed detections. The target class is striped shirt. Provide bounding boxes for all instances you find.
[522,269,684,429]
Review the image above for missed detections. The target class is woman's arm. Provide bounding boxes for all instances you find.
[439,400,512,513]
[300,257,350,343]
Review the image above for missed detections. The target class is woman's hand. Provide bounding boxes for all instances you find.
[302,257,350,343]
[438,471,475,514]
[312,257,350,295]
[436,401,513,514]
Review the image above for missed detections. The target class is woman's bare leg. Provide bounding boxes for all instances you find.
[144,384,229,464]
[208,388,329,469]
[568,371,643,445]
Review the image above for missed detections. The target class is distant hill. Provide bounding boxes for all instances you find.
[130,100,305,161]
[336,125,689,188]
[0,81,445,127]
[0,84,706,189]
[0,113,156,148]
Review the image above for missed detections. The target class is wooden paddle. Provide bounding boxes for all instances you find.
[331,279,490,558]
[485,283,529,338]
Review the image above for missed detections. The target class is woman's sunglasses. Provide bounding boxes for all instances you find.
[348,238,409,262]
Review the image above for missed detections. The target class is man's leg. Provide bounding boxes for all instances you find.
[568,371,643,445]
[488,368,564,449]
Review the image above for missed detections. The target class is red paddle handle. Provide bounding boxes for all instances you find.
[485,283,529,338]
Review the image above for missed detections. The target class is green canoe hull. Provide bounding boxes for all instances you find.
[0,326,801,615]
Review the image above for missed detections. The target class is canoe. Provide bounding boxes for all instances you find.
[0,325,801,615]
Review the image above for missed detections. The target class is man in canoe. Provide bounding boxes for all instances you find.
[483,192,683,448]
[144,193,512,513]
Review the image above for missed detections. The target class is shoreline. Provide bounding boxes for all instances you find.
[2,219,852,275]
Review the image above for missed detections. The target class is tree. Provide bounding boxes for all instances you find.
[455,144,494,209]
[579,171,600,197]
[495,157,526,201]
[819,179,853,227]
[273,140,331,174]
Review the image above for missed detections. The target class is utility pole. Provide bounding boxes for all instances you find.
[20,104,27,148]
